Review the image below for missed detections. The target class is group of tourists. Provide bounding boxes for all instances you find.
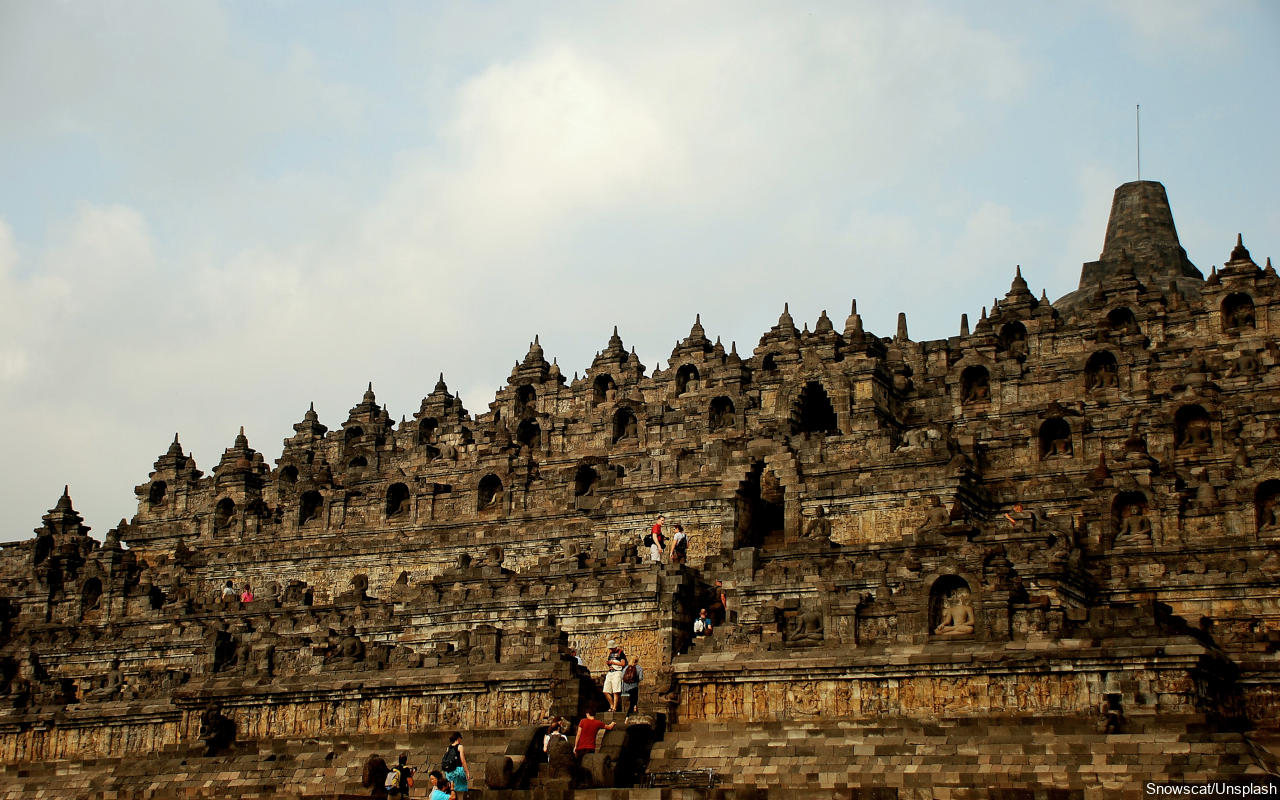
[644,514,688,564]
[542,707,617,758]
[365,732,470,799]
[219,580,253,604]
[601,638,643,713]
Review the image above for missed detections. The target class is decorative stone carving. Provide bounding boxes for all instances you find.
[1113,500,1153,547]
[199,703,236,756]
[337,574,371,604]
[931,578,975,637]
[327,626,367,668]
[785,609,825,646]
[802,506,833,542]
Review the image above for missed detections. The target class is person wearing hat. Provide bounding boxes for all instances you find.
[603,639,627,712]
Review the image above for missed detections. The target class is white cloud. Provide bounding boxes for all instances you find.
[0,220,28,382]
[0,4,1042,539]
[1103,0,1238,49]
[5,2,1273,543]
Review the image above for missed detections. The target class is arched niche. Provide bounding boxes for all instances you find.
[1105,307,1140,336]
[1222,293,1256,332]
[795,381,837,435]
[516,419,541,450]
[34,534,53,566]
[516,384,537,412]
[245,498,269,519]
[344,426,364,441]
[929,575,975,636]
[761,353,779,372]
[348,455,368,469]
[998,321,1028,357]
[1085,350,1119,391]
[1174,404,1213,450]
[675,364,700,395]
[709,396,735,430]
[81,577,103,612]
[1111,490,1153,547]
[477,474,504,510]
[385,483,410,518]
[214,498,236,532]
[278,465,299,486]
[734,461,785,549]
[574,465,598,497]
[961,365,990,404]
[417,417,438,445]
[299,491,324,525]
[612,407,639,443]
[1256,480,1280,535]
[1038,417,1072,460]
[148,480,167,506]
[592,374,615,406]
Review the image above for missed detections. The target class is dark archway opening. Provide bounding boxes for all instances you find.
[1175,405,1213,450]
[516,384,537,415]
[516,419,541,450]
[81,577,103,614]
[1111,490,1153,547]
[929,575,973,636]
[592,374,615,406]
[1106,307,1140,336]
[1256,480,1280,534]
[574,465,598,498]
[795,381,837,435]
[1085,350,1118,391]
[961,366,990,404]
[710,396,735,430]
[613,408,639,443]
[417,417,438,445]
[386,483,410,518]
[477,474,503,510]
[735,462,785,550]
[676,364,700,395]
[1223,293,1256,332]
[214,498,235,533]
[1038,417,1072,460]
[998,321,1028,358]
[299,491,323,525]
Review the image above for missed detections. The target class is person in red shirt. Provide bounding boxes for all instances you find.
[649,515,666,562]
[573,708,615,757]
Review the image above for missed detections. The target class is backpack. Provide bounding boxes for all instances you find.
[384,766,400,791]
[643,532,654,548]
[673,534,687,554]
[622,664,638,683]
[442,744,461,771]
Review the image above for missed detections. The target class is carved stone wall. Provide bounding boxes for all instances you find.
[1,180,1277,795]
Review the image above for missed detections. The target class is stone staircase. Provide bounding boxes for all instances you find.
[0,728,514,799]
[645,715,1277,798]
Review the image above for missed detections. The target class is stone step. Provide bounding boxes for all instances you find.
[646,715,1268,792]
[0,728,516,800]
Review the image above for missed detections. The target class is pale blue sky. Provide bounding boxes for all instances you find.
[1,1,1277,540]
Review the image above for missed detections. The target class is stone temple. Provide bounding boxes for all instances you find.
[0,180,1277,798]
